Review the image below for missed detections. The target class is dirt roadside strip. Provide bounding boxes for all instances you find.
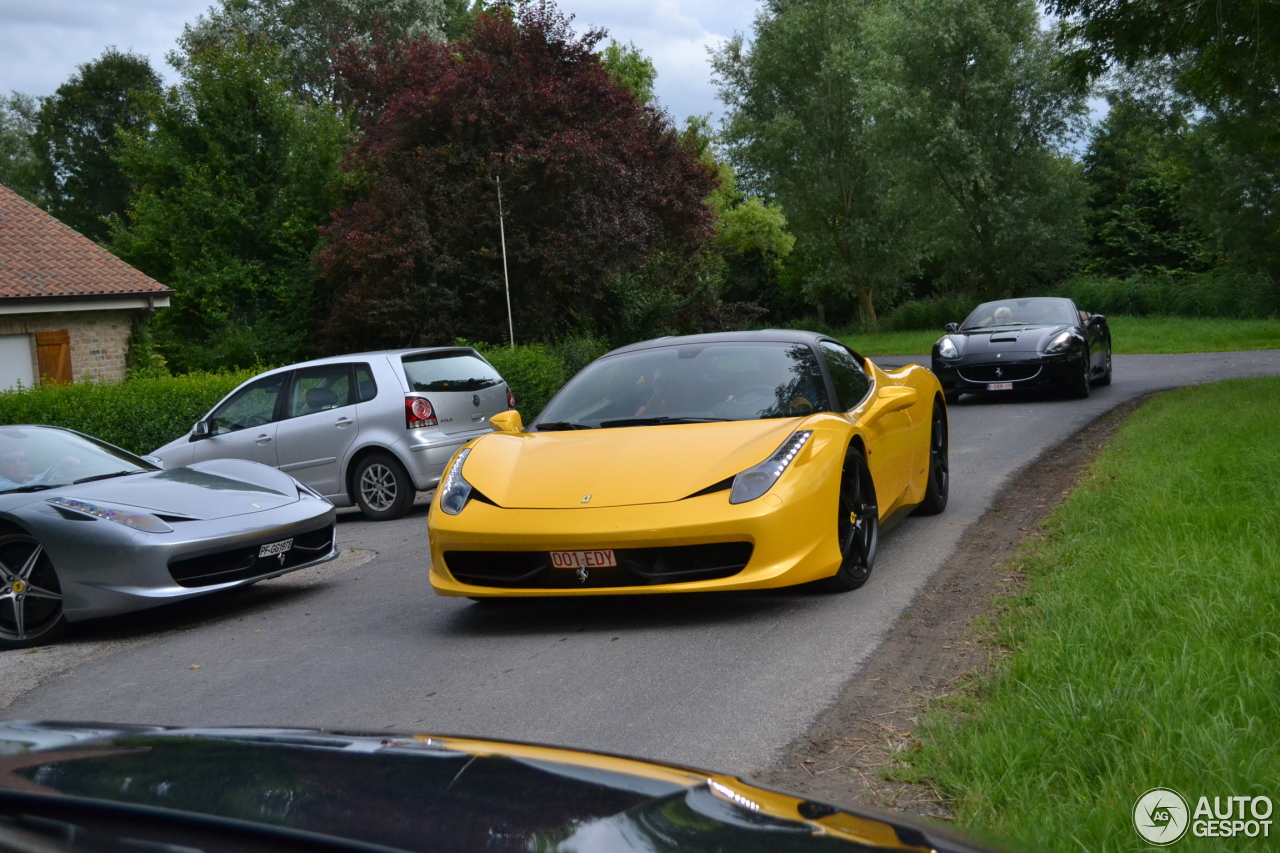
[754,394,1152,819]
[0,547,377,710]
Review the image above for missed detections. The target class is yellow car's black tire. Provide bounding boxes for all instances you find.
[912,401,949,516]
[821,446,879,592]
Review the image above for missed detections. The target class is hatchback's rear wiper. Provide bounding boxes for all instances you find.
[598,417,730,428]
[73,470,143,484]
[534,421,594,431]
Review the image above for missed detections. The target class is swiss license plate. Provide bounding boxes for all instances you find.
[550,549,617,569]
[258,539,293,558]
[986,382,1014,391]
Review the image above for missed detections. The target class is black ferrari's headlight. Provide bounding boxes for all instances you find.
[439,449,474,515]
[937,336,959,359]
[729,431,812,505]
[1044,330,1074,354]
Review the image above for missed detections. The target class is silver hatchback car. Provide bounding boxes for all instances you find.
[152,348,514,520]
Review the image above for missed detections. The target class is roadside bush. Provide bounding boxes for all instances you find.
[470,343,566,422]
[0,370,256,455]
[884,294,983,331]
[1062,268,1280,318]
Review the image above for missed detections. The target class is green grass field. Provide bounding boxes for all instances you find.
[901,378,1280,851]
[839,315,1280,356]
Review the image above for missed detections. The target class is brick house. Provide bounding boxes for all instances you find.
[0,184,172,390]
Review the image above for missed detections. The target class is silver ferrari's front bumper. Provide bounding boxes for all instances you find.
[22,497,338,622]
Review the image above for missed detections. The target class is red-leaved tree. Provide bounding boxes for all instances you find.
[317,2,718,350]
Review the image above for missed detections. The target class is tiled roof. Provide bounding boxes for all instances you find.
[0,184,172,299]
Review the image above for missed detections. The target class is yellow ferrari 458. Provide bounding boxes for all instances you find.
[428,331,947,597]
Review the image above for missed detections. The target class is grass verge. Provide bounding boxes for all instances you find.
[897,378,1280,851]
[839,315,1280,356]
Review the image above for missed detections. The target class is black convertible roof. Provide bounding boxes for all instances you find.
[606,329,831,358]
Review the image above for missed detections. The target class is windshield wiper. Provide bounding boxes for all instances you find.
[0,484,55,493]
[597,417,730,428]
[73,470,143,484]
[534,421,594,431]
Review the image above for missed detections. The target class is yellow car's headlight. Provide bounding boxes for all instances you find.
[729,431,813,505]
[439,449,474,515]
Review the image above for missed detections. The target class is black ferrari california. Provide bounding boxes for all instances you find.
[931,297,1112,401]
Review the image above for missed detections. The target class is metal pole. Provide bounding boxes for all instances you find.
[496,176,514,348]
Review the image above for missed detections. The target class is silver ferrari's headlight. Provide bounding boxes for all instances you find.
[937,336,959,359]
[438,448,474,515]
[47,497,173,533]
[1044,330,1073,354]
[729,431,813,505]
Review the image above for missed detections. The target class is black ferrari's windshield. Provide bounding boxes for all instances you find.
[961,298,1077,330]
[0,426,154,493]
[535,342,830,429]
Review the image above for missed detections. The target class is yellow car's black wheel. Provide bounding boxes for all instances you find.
[912,400,949,516]
[822,446,879,592]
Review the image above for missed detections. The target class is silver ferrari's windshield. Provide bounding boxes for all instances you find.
[0,426,155,493]
[961,298,1077,330]
[535,342,829,429]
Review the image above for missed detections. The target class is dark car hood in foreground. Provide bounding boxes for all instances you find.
[0,722,1002,853]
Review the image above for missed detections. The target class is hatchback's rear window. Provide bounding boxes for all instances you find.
[402,352,503,392]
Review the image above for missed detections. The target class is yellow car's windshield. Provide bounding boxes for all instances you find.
[535,342,830,429]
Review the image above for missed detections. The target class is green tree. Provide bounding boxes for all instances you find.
[177,0,463,103]
[32,49,161,242]
[714,0,918,326]
[0,92,41,202]
[869,0,1087,298]
[601,40,657,106]
[111,40,347,371]
[1081,79,1212,276]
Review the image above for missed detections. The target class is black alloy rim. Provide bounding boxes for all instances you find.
[930,407,949,495]
[0,534,63,643]
[837,460,878,581]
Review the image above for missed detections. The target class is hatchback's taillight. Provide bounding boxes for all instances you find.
[406,396,437,429]
[506,386,516,409]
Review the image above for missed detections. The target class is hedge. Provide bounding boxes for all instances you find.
[0,370,256,456]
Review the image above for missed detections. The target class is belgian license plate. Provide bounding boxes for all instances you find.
[986,382,1014,391]
[258,539,293,558]
[550,549,617,569]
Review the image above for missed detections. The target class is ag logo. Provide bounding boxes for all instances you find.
[1135,788,1190,846]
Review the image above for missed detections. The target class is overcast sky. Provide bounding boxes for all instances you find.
[0,0,754,124]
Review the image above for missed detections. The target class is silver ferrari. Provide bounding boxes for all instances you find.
[0,425,337,649]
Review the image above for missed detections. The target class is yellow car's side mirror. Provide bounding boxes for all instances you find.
[490,410,524,433]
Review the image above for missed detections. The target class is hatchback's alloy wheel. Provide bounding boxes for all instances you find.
[352,453,415,521]
[0,533,66,649]
[822,448,879,591]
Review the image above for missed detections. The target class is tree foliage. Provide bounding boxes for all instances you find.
[317,2,718,351]
[600,39,657,105]
[714,0,917,326]
[110,40,347,372]
[0,93,40,203]
[31,49,161,243]
[869,0,1088,298]
[177,0,470,103]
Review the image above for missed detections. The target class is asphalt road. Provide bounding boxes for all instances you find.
[5,351,1280,776]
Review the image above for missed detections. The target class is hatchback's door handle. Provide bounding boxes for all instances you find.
[335,417,355,427]
[256,434,273,445]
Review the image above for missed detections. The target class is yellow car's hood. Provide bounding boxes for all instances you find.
[463,418,804,509]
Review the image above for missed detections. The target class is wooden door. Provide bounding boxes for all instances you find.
[35,330,72,385]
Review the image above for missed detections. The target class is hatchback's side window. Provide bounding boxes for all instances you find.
[210,375,287,435]
[354,363,378,403]
[288,365,353,418]
[819,341,872,410]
